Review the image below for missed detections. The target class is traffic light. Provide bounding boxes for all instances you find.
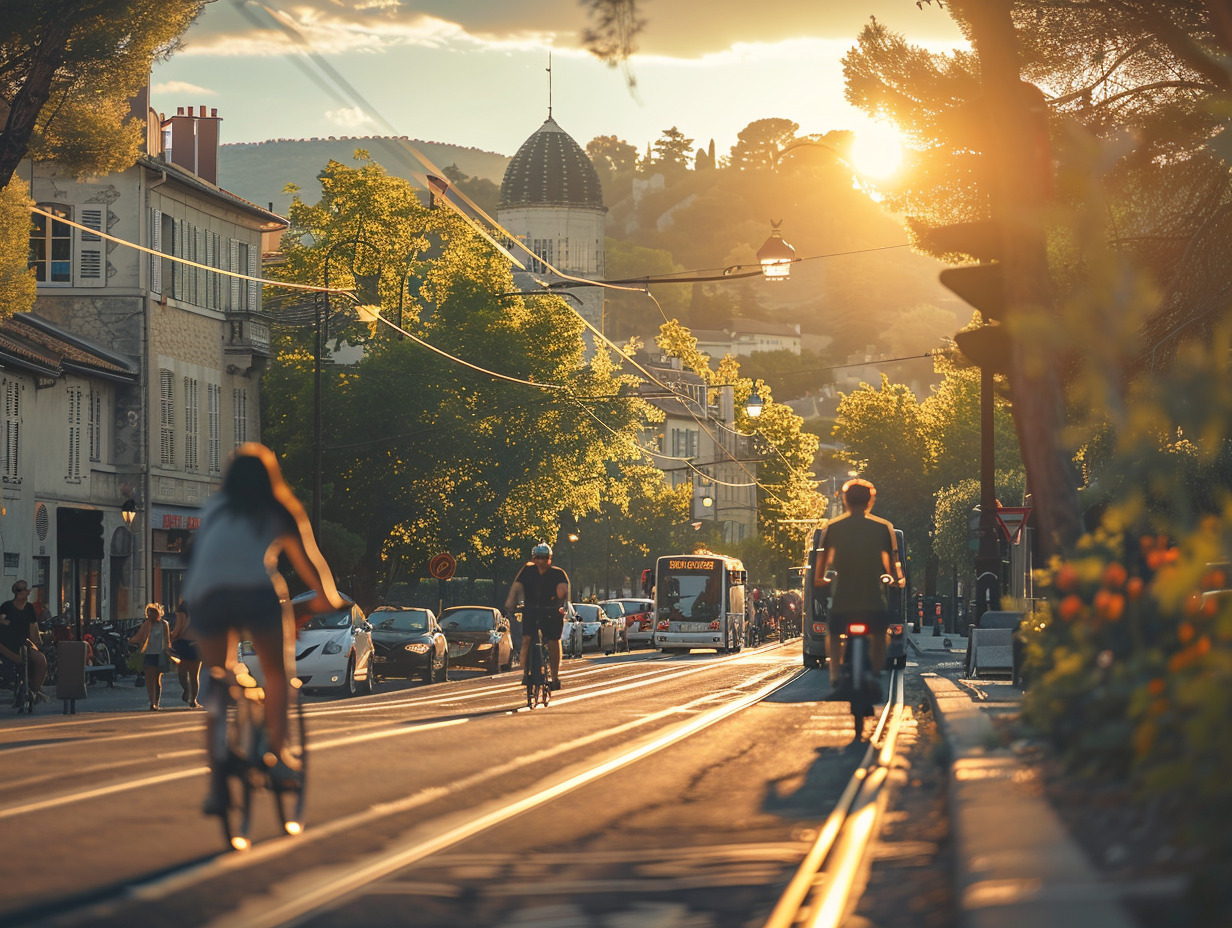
[922,220,1010,370]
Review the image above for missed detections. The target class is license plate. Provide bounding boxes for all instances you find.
[680,622,708,632]
[448,644,470,657]
[374,655,388,663]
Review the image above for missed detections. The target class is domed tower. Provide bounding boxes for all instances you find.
[498,116,606,337]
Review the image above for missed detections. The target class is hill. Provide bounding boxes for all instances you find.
[219,137,510,216]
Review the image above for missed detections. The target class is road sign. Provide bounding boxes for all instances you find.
[995,507,1032,544]
[428,552,456,581]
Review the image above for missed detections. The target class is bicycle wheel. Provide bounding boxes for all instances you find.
[218,692,256,851]
[273,691,307,836]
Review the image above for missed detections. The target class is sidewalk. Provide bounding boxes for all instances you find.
[909,628,1137,928]
[38,668,202,715]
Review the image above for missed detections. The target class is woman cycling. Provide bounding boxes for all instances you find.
[184,443,342,812]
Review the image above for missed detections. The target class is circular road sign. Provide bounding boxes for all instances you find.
[429,553,456,581]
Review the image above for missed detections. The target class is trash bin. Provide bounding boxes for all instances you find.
[56,640,88,702]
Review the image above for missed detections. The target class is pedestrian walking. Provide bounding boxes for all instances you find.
[171,600,202,708]
[129,603,175,710]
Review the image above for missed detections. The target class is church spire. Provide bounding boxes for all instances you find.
[546,49,553,119]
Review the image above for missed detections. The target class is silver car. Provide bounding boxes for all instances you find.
[570,602,617,654]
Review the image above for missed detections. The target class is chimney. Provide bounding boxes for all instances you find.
[165,104,222,185]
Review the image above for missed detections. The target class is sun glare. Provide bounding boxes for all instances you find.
[851,121,904,179]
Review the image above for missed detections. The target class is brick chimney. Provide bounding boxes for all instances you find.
[163,104,222,184]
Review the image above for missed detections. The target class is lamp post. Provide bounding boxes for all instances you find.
[756,223,796,281]
[121,499,137,530]
[314,235,380,538]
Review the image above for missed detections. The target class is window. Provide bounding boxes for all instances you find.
[1,379,20,483]
[162,212,177,299]
[159,370,175,467]
[207,383,221,475]
[29,204,71,284]
[671,428,698,459]
[233,388,247,447]
[184,377,199,472]
[66,386,82,481]
[88,389,102,462]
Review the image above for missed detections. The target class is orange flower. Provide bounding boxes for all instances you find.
[1146,550,1165,570]
[1127,577,1145,600]
[1094,589,1111,614]
[1055,563,1079,593]
[1059,595,1084,622]
[1185,592,1204,615]
[1102,593,1125,621]
[1147,678,1166,696]
[1102,562,1128,589]
[1202,568,1227,591]
[1179,621,1196,644]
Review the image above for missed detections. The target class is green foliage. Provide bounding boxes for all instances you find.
[651,127,694,173]
[0,178,35,320]
[932,472,1028,578]
[727,118,799,172]
[265,156,648,604]
[0,0,206,188]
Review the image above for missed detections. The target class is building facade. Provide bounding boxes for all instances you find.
[18,92,284,623]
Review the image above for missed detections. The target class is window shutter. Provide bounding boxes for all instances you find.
[208,383,220,474]
[194,226,206,305]
[74,207,105,288]
[204,231,216,309]
[229,239,240,310]
[150,208,162,294]
[160,370,175,467]
[247,243,258,310]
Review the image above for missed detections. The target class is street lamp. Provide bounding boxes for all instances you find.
[745,391,764,419]
[121,499,137,529]
[314,234,380,538]
[756,222,796,281]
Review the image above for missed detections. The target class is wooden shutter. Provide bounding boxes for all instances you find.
[75,207,105,288]
[229,239,241,310]
[150,208,162,294]
[160,370,175,467]
[247,242,259,310]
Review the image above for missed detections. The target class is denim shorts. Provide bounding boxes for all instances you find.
[189,587,284,638]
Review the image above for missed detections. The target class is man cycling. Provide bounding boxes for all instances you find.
[0,581,48,704]
[505,543,569,691]
[814,479,905,693]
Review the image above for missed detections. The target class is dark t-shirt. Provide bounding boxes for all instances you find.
[515,563,570,614]
[0,599,37,654]
[818,511,897,615]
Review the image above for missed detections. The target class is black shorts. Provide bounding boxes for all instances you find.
[173,639,201,662]
[190,587,284,638]
[522,609,564,643]
[828,610,889,636]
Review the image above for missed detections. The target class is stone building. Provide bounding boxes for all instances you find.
[17,88,285,623]
[497,115,606,337]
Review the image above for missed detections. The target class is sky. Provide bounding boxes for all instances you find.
[150,0,966,162]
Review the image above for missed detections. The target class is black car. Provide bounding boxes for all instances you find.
[368,606,449,684]
[439,606,514,674]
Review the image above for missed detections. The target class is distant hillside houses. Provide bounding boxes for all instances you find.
[693,319,802,359]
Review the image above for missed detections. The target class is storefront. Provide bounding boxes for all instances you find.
[150,504,200,614]
[57,506,103,636]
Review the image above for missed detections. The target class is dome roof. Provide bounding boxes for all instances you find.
[499,117,604,210]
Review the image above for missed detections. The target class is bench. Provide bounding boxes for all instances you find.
[85,664,115,687]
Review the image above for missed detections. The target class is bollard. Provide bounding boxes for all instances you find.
[933,614,942,636]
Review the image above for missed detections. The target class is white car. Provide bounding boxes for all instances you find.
[238,592,376,697]
[569,602,617,654]
[560,612,584,659]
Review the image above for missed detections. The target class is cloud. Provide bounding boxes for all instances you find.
[325,106,374,129]
[151,80,216,95]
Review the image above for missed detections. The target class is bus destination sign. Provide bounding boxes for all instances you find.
[667,558,718,571]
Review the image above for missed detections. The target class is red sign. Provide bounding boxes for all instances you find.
[428,553,456,581]
[995,507,1032,544]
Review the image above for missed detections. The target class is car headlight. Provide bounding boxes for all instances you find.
[404,642,430,653]
[323,640,344,654]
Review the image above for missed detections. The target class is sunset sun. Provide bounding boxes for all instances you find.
[851,120,904,178]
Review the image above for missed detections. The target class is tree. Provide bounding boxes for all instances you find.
[651,127,694,174]
[267,156,649,605]
[728,118,800,172]
[0,178,35,319]
[0,0,206,190]
[586,135,639,176]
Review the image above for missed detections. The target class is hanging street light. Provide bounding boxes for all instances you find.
[756,221,796,281]
[745,391,764,419]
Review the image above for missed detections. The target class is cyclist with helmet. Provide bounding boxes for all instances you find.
[504,543,570,691]
[814,478,905,692]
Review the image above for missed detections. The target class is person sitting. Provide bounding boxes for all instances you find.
[0,581,49,703]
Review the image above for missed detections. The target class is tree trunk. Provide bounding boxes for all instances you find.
[957,0,1084,558]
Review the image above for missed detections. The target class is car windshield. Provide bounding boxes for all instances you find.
[657,559,724,621]
[598,602,624,618]
[572,604,602,622]
[619,600,651,612]
[441,609,497,631]
[372,609,430,633]
[300,609,351,630]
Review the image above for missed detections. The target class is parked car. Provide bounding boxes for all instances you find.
[596,600,631,652]
[369,606,449,684]
[601,598,654,648]
[240,593,376,696]
[439,606,514,674]
[570,602,617,654]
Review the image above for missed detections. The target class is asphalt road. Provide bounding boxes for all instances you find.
[0,640,881,928]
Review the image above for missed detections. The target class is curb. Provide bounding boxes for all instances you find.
[923,675,1138,928]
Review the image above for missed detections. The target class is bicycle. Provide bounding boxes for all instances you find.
[827,572,894,740]
[1,646,33,714]
[206,662,307,851]
[524,627,551,710]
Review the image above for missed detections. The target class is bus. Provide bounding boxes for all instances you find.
[653,553,747,654]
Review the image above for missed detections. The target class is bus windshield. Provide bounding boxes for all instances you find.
[657,558,724,621]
